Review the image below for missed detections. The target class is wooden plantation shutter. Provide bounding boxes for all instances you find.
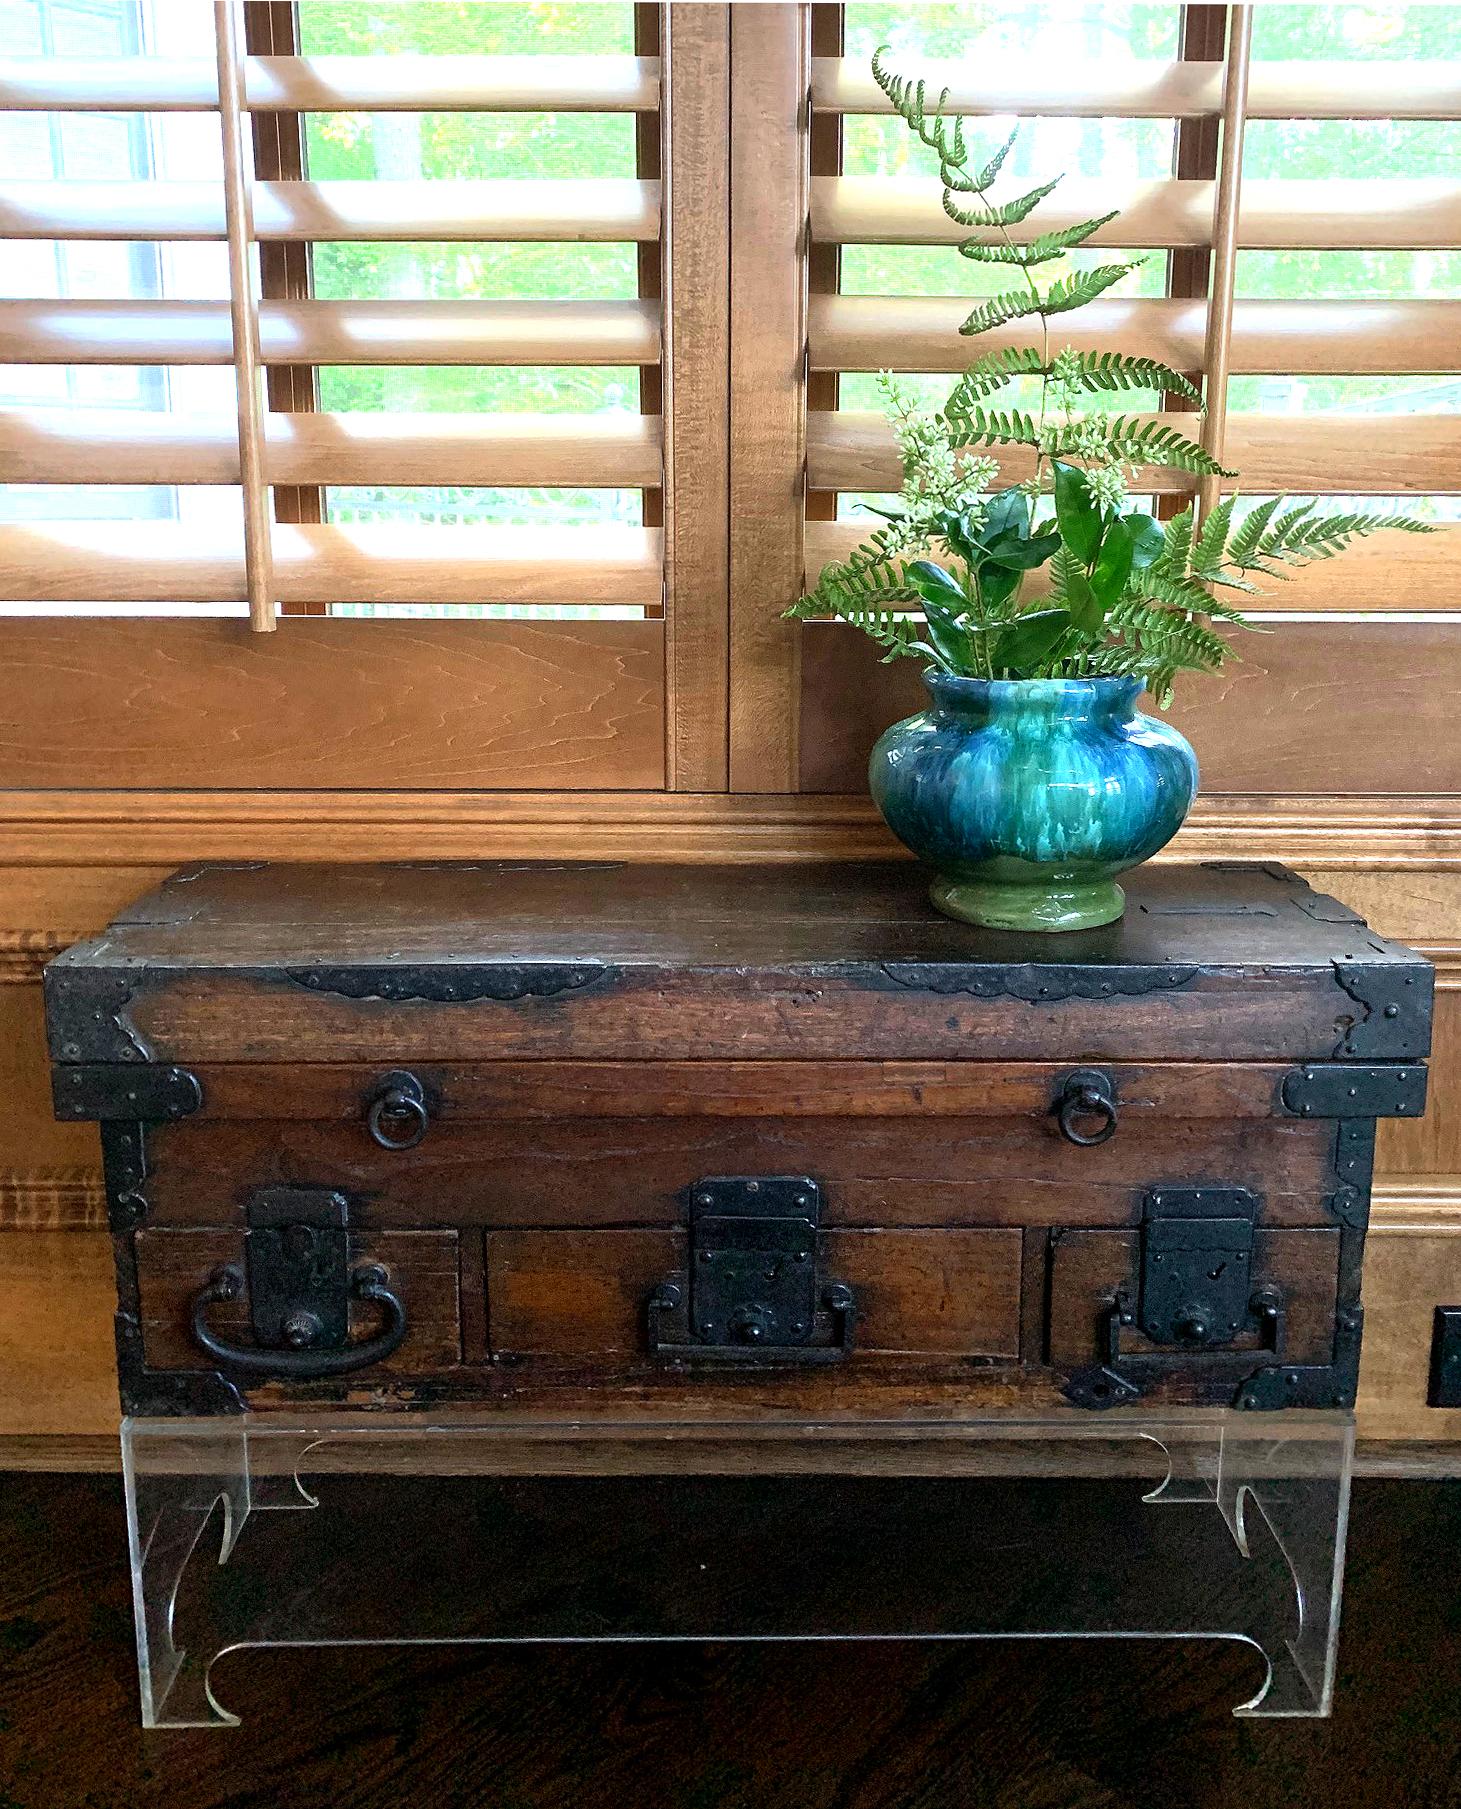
[771,1,1461,797]
[0,0,730,791]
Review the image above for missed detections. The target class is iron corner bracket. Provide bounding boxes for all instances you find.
[114,1311,245,1417]
[53,1064,202,1124]
[1330,958,1434,1060]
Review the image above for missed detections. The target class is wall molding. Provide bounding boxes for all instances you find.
[1,790,1460,868]
[0,1168,106,1230]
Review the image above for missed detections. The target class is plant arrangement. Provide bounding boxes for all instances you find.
[786,48,1432,706]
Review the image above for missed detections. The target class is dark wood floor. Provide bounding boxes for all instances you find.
[1,1472,1459,1809]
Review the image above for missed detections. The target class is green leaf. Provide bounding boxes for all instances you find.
[905,559,968,607]
[1089,517,1135,608]
[974,127,1019,192]
[1122,512,1165,571]
[919,595,976,673]
[981,488,1029,541]
[1053,461,1103,565]
[1062,569,1104,639]
[977,562,1023,614]
[986,527,1062,571]
[991,607,1072,675]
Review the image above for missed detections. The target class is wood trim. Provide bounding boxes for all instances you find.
[1,791,1459,867]
[662,2,731,791]
[0,297,661,367]
[0,177,662,242]
[812,295,1461,375]
[0,1170,105,1231]
[244,0,323,610]
[728,1,809,792]
[1196,6,1252,517]
[0,619,666,792]
[0,53,662,113]
[811,55,1461,122]
[213,0,275,632]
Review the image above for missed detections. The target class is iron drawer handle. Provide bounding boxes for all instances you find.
[1056,1069,1118,1146]
[366,1070,430,1150]
[188,1261,409,1378]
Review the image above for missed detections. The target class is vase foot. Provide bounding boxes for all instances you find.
[930,875,1126,933]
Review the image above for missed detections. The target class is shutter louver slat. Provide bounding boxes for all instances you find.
[814,175,1461,251]
[0,178,661,242]
[0,410,664,487]
[806,413,1461,496]
[0,523,663,606]
[0,53,661,112]
[813,55,1461,121]
[810,294,1461,376]
[0,298,661,366]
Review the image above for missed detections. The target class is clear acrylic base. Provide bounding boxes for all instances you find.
[122,1410,1354,1727]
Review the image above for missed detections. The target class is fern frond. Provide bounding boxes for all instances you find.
[1158,506,1194,577]
[1127,564,1250,625]
[941,347,1048,419]
[1224,496,1281,568]
[1192,495,1236,575]
[1063,351,1201,403]
[1046,543,1084,607]
[983,175,1063,225]
[1037,263,1138,316]
[959,288,1048,338]
[946,404,1041,449]
[1254,507,1438,565]
[957,214,1118,268]
[1095,417,1234,477]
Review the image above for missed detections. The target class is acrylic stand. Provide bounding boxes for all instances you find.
[122,1410,1353,1727]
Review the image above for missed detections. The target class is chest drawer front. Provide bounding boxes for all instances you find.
[485,1229,1024,1361]
[136,1113,1341,1230]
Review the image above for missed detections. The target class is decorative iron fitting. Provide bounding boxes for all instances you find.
[53,1063,202,1123]
[1280,1063,1427,1120]
[1233,1305,1363,1411]
[1330,958,1433,1060]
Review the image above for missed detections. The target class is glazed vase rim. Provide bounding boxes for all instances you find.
[922,670,1141,695]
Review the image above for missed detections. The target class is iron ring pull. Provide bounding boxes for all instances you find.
[1056,1068,1118,1146]
[366,1070,430,1151]
[189,1261,409,1377]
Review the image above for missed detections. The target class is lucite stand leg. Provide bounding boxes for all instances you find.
[1218,1416,1354,1717]
[122,1420,251,1728]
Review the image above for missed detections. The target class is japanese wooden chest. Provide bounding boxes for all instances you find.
[46,860,1432,1420]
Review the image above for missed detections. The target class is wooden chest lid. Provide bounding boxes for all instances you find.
[46,859,1433,1066]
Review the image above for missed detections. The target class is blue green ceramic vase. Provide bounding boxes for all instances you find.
[869,672,1199,933]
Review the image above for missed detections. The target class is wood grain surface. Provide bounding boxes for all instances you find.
[139,1113,1339,1230]
[0,619,665,791]
[799,620,1461,795]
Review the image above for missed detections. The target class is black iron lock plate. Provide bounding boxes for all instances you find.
[648,1176,855,1362]
[1429,1307,1461,1408]
[1139,1187,1260,1348]
[245,1186,352,1351]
